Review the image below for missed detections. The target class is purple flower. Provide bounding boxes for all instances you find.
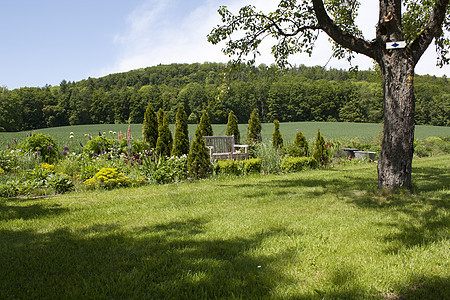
[62,151,67,156]
[63,146,69,151]
[88,135,92,140]
[93,153,98,157]
[47,146,52,150]
[80,143,84,148]
[296,129,299,133]
[36,151,41,155]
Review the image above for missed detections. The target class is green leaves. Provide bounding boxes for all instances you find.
[207,1,320,68]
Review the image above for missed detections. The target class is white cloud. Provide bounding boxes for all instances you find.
[97,0,448,78]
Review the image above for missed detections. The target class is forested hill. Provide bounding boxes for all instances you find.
[0,62,448,132]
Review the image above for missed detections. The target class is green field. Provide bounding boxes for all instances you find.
[0,155,448,299]
[1,122,449,152]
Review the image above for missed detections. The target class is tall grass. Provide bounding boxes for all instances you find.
[0,155,448,299]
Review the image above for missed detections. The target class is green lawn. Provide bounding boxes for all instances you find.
[1,155,448,299]
[1,122,449,152]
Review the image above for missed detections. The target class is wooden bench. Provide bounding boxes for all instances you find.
[202,135,249,162]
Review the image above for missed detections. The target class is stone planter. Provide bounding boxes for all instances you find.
[354,151,377,160]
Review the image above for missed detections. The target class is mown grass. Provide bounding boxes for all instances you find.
[0,155,448,299]
[1,122,449,151]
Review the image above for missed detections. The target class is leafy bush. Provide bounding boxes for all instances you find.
[241,158,262,174]
[84,168,130,190]
[32,163,55,180]
[0,181,20,198]
[83,136,115,155]
[414,137,450,157]
[151,156,188,184]
[281,157,318,173]
[214,160,240,176]
[47,173,74,194]
[19,133,58,163]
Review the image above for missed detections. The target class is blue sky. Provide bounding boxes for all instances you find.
[1,0,448,89]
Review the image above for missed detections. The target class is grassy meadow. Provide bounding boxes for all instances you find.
[1,122,449,153]
[0,155,449,299]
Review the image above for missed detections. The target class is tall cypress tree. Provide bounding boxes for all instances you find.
[172,105,190,156]
[187,125,212,179]
[156,113,173,157]
[225,110,240,144]
[142,103,158,148]
[272,120,283,149]
[312,129,329,166]
[157,108,165,128]
[247,108,261,143]
[198,110,213,137]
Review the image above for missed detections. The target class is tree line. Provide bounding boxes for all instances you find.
[0,62,448,132]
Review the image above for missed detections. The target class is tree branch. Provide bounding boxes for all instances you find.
[311,0,376,59]
[410,0,449,65]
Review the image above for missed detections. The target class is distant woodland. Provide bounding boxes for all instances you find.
[0,62,448,132]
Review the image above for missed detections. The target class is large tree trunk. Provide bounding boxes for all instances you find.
[377,52,415,190]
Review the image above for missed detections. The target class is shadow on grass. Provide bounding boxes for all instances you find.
[0,218,300,299]
[0,200,69,221]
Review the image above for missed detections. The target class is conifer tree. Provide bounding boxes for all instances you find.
[155,113,173,157]
[225,110,240,144]
[272,120,283,149]
[157,108,165,128]
[187,126,212,179]
[247,108,261,143]
[198,110,213,137]
[172,105,190,156]
[293,130,308,157]
[312,129,329,166]
[142,103,158,148]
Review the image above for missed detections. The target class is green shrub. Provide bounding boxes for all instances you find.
[312,129,330,166]
[19,133,58,163]
[214,160,240,176]
[47,173,74,194]
[187,127,212,179]
[254,142,282,174]
[272,120,283,149]
[414,137,450,157]
[225,110,240,144]
[142,103,158,148]
[247,108,262,143]
[83,136,115,155]
[156,114,173,157]
[281,157,318,173]
[84,168,130,190]
[241,158,262,174]
[172,105,190,156]
[151,156,188,184]
[198,110,213,137]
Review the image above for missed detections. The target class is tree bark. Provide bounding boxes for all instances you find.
[377,51,416,190]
